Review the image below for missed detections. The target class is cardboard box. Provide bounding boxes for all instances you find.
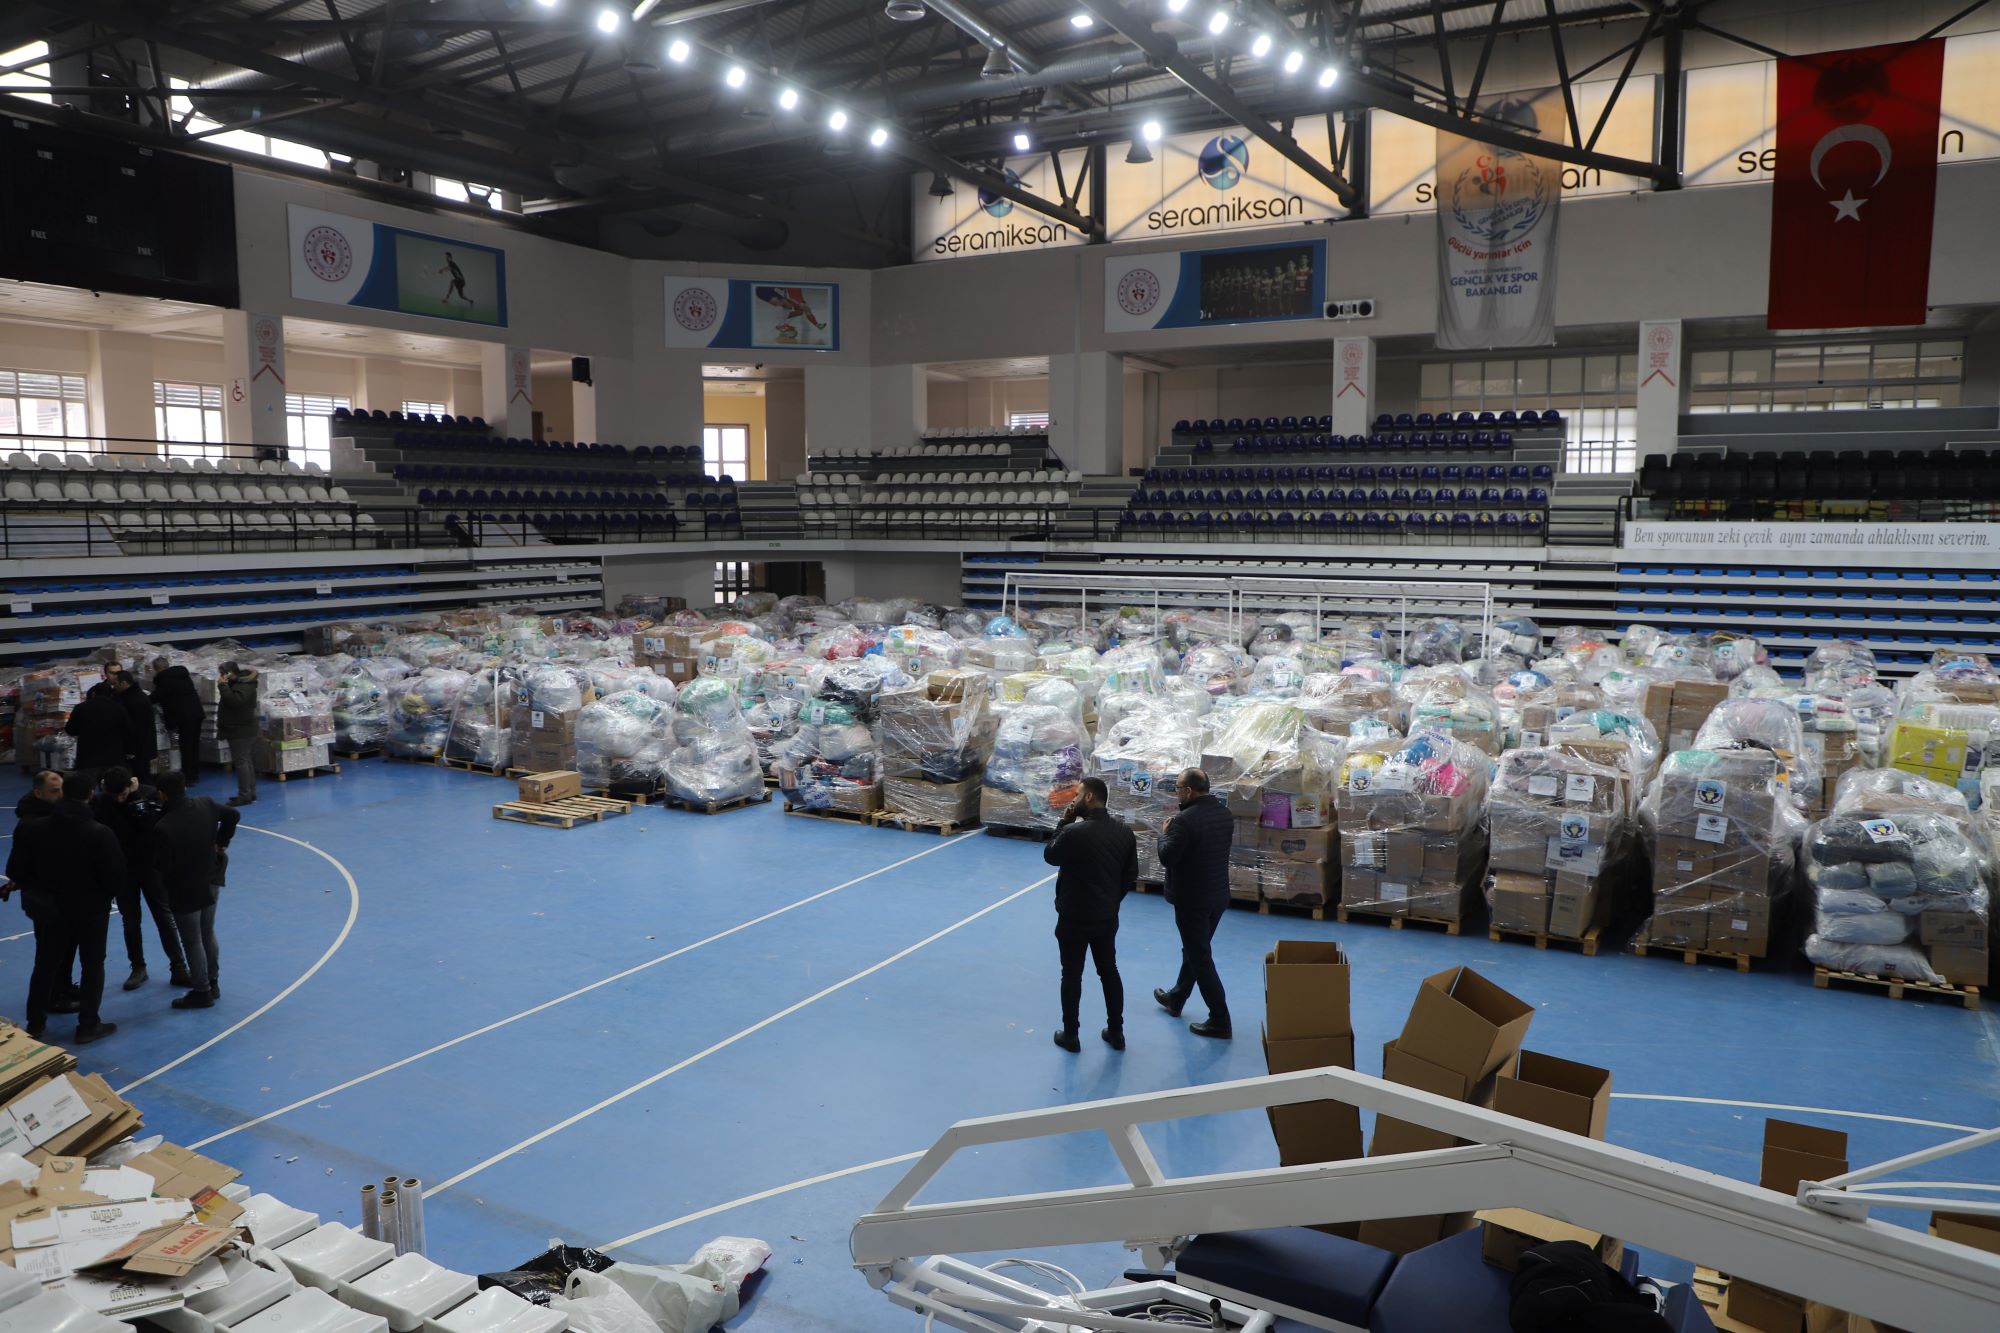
[1920,910,1988,947]
[1931,1209,2000,1257]
[1489,872,1551,934]
[1715,1278,1849,1333]
[1927,943,1988,987]
[1643,889,1714,950]
[1338,867,1408,917]
[1259,825,1334,864]
[81,1222,238,1278]
[1547,879,1606,940]
[1398,966,1534,1082]
[1263,942,1351,1040]
[1368,1039,1490,1158]
[517,771,582,804]
[1654,836,1773,893]
[881,776,981,824]
[1761,1120,1848,1195]
[1495,1051,1611,1139]
[827,782,883,815]
[1227,865,1261,900]
[1268,1101,1364,1167]
[1405,878,1476,924]
[1476,1208,1623,1274]
[1707,898,1773,958]
[125,1143,243,1227]
[1261,861,1331,904]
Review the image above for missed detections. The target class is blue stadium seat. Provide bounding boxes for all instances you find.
[1374,413,1393,429]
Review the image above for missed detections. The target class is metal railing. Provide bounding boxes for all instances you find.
[0,502,386,559]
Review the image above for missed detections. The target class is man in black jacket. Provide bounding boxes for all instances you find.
[4,770,80,1023]
[1154,767,1234,1039]
[64,687,131,782]
[15,773,124,1042]
[1042,777,1138,1053]
[111,670,158,772]
[151,657,206,784]
[152,770,239,1009]
[91,766,188,993]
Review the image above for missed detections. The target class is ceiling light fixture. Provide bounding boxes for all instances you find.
[869,125,890,147]
[1012,130,1032,152]
[828,107,849,131]
[1282,48,1304,75]
[980,45,1013,78]
[778,86,799,110]
[667,38,691,63]
[1125,139,1153,165]
[1142,119,1163,142]
[1166,0,1188,12]
[534,0,558,9]
[927,172,954,198]
[1250,32,1272,58]
[1070,13,1094,28]
[1206,8,1230,36]
[725,64,747,88]
[594,7,620,33]
[1318,64,1338,89]
[884,0,927,20]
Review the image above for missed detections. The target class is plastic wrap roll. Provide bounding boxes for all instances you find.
[378,1190,402,1254]
[359,1183,380,1241]
[398,1177,426,1257]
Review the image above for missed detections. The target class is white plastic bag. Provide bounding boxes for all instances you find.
[568,1236,770,1332]
[550,1275,658,1333]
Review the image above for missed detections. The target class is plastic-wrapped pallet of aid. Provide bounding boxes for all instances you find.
[1885,661,2000,809]
[576,690,676,795]
[386,667,471,759]
[443,667,514,769]
[1401,618,1467,666]
[1692,697,1823,812]
[1635,747,1804,959]
[255,685,336,775]
[1095,698,1207,883]
[510,664,594,773]
[981,701,1088,832]
[1484,741,1640,941]
[332,658,410,752]
[1333,728,1490,924]
[876,672,996,826]
[1212,702,1343,911]
[1802,791,1991,990]
[1393,668,1503,755]
[663,675,767,807]
[779,692,882,814]
[1297,671,1397,736]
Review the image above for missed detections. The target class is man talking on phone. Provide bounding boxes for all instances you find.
[1041,778,1137,1054]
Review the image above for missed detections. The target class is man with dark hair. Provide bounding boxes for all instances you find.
[4,770,80,1026]
[111,669,158,772]
[1154,766,1234,1039]
[15,772,123,1042]
[1042,776,1138,1053]
[152,769,239,1009]
[91,766,188,992]
[215,662,260,806]
[151,656,206,784]
[64,683,132,782]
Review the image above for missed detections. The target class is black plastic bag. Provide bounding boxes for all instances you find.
[478,1242,617,1306]
[1510,1240,1671,1331]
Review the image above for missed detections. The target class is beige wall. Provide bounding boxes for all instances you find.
[704,389,767,481]
[765,380,806,481]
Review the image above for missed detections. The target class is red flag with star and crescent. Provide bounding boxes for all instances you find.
[1768,38,1945,330]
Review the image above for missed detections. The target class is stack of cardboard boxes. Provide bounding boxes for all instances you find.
[1701,1122,1855,1331]
[877,671,993,826]
[1399,674,1503,756]
[1361,966,1534,1253]
[510,679,595,774]
[1642,678,1729,756]
[1513,683,1608,750]
[1640,749,1786,958]
[1261,942,1361,1181]
[1336,734,1489,924]
[1473,1051,1618,1271]
[1790,697,1865,820]
[1228,766,1336,910]
[253,690,335,777]
[632,627,704,687]
[1485,740,1634,940]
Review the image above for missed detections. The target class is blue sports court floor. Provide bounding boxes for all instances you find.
[3,760,1998,1329]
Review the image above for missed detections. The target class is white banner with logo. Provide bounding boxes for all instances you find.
[911,151,1089,262]
[1636,319,1681,452]
[1435,92,1563,349]
[1104,122,1344,243]
[1625,520,2000,567]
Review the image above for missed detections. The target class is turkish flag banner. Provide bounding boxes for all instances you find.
[1767,39,1945,330]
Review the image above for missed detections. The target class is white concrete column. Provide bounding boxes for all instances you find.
[572,379,599,443]
[1332,336,1376,438]
[356,357,408,415]
[86,331,155,446]
[1637,319,1683,459]
[804,365,870,457]
[220,311,288,450]
[1048,351,1122,474]
[766,378,807,481]
[869,364,924,452]
[597,349,703,448]
[480,344,536,437]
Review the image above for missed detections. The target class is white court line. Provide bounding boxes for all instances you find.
[119,826,361,1095]
[600,1096,1995,1251]
[426,872,1053,1199]
[0,929,30,944]
[191,830,981,1150]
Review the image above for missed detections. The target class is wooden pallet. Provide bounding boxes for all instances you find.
[983,822,1055,843]
[492,795,632,828]
[1488,925,1603,956]
[385,751,440,765]
[439,755,508,776]
[258,762,341,782]
[1135,880,1163,895]
[659,788,773,815]
[1336,906,1464,936]
[332,745,381,760]
[783,802,877,825]
[869,810,979,835]
[1258,897,1330,921]
[1632,942,1754,973]
[583,787,655,806]
[1813,966,1981,1010]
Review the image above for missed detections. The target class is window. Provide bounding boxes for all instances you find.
[0,42,51,104]
[402,399,450,419]
[1008,411,1051,431]
[1688,340,1964,414]
[1417,353,1639,474]
[0,369,89,449]
[153,381,225,457]
[714,561,756,605]
[703,424,749,481]
[285,393,351,470]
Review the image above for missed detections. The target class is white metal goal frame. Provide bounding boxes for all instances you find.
[850,1066,2000,1333]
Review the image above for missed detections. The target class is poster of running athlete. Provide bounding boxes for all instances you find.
[662,276,842,351]
[287,204,508,327]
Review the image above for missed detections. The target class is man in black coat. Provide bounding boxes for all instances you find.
[13,773,124,1042]
[152,770,239,1009]
[91,766,188,993]
[1153,767,1234,1039]
[4,770,79,1022]
[112,670,158,771]
[150,657,207,783]
[64,686,131,782]
[1042,777,1139,1053]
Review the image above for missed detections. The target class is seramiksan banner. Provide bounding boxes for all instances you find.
[1104,122,1343,243]
[910,151,1089,263]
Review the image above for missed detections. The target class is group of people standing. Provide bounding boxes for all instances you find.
[1041,768,1234,1053]
[2,660,254,1043]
